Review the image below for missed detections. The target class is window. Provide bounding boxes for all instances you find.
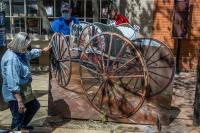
[11,0,24,16]
[55,0,62,17]
[86,0,92,17]
[12,18,25,33]
[73,0,84,17]
[27,0,38,16]
[101,0,109,18]
[4,0,110,36]
[5,18,10,33]
[27,18,40,34]
[44,0,54,17]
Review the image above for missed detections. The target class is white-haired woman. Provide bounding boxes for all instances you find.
[1,32,51,131]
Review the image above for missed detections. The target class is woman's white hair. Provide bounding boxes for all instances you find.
[7,32,31,53]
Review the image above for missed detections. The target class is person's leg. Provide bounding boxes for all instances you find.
[8,101,24,130]
[21,99,40,128]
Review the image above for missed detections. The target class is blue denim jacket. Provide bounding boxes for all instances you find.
[1,49,41,102]
[51,16,80,35]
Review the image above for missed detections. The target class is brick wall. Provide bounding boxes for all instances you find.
[152,0,200,71]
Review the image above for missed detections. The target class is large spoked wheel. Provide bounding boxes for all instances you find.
[132,38,175,97]
[50,32,72,88]
[78,23,102,50]
[70,22,90,58]
[80,32,148,119]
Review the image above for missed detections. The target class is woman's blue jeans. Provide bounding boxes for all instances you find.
[8,99,40,130]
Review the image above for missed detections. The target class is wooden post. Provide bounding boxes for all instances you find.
[193,51,200,125]
[175,39,181,74]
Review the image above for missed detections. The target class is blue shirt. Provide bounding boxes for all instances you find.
[1,49,41,102]
[51,16,80,35]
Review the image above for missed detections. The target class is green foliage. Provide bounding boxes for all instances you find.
[100,112,108,124]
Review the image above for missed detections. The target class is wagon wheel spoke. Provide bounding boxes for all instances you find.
[85,80,100,92]
[59,62,70,84]
[60,61,71,72]
[80,64,101,75]
[55,66,59,79]
[111,43,126,67]
[59,57,71,62]
[91,81,105,102]
[109,75,144,79]
[52,38,59,59]
[79,24,98,48]
[113,77,144,96]
[57,64,65,86]
[59,39,65,59]
[58,67,64,86]
[148,75,162,93]
[104,82,113,114]
[86,34,105,72]
[59,66,67,86]
[111,82,144,116]
[122,77,139,91]
[99,86,106,109]
[51,46,57,60]
[147,53,171,67]
[57,34,61,58]
[56,68,62,85]
[148,66,173,69]
[144,39,152,57]
[146,44,162,63]
[148,70,171,79]
[56,34,61,58]
[105,34,113,72]
[80,53,102,73]
[87,44,103,71]
[112,56,137,74]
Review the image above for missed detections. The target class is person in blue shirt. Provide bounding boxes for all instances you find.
[51,2,80,35]
[1,32,51,131]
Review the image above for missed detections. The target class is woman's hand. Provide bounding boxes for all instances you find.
[14,93,26,113]
[18,100,26,113]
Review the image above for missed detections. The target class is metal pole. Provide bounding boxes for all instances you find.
[84,0,86,21]
[176,39,181,74]
[54,0,56,18]
[9,0,12,34]
[100,0,102,22]
[24,0,27,32]
[193,50,200,125]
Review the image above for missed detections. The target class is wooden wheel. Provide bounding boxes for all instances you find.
[50,32,72,88]
[80,32,148,119]
[132,38,175,96]
[78,23,103,49]
[70,21,90,58]
[71,21,90,44]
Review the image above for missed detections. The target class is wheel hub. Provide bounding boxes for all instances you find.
[103,73,110,80]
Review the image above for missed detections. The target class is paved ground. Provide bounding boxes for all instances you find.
[1,71,200,133]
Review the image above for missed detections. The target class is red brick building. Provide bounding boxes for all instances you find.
[151,0,200,71]
[119,0,199,71]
